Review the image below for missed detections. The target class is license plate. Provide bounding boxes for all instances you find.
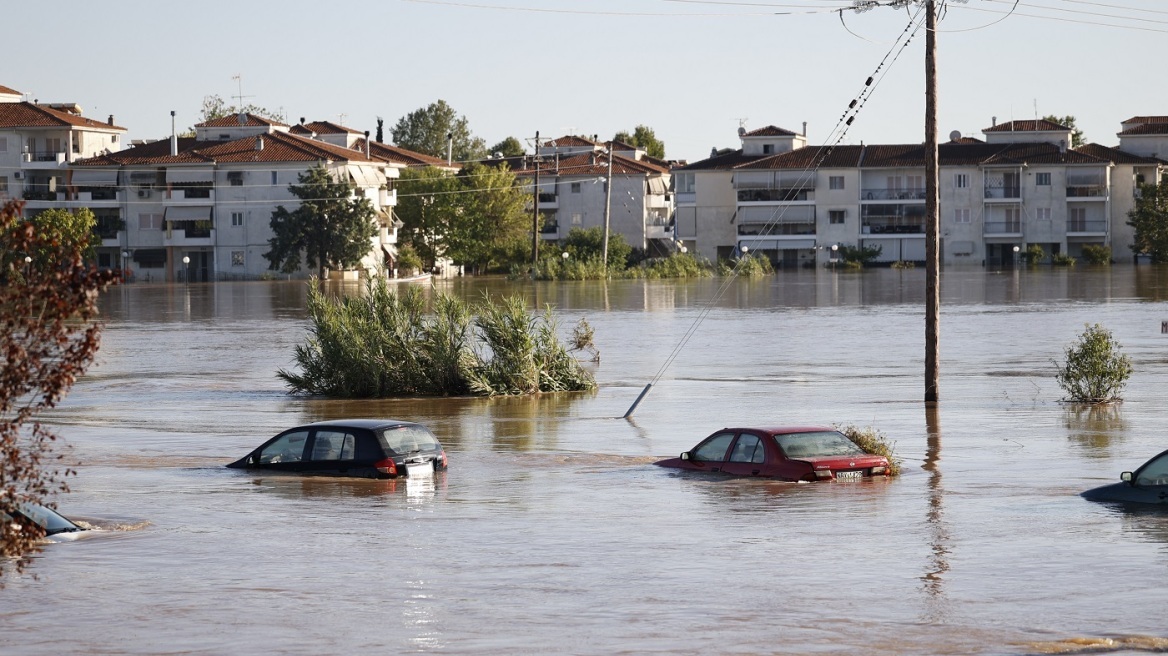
[834,470,863,481]
[405,461,434,477]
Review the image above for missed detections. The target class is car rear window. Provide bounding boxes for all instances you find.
[774,431,866,458]
[379,425,440,454]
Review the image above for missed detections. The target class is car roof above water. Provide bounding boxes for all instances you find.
[722,426,837,436]
[299,419,423,431]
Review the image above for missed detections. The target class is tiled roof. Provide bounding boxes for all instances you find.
[675,149,766,171]
[1118,123,1168,136]
[1076,143,1165,165]
[290,120,363,135]
[76,131,376,166]
[983,119,1070,133]
[543,135,599,148]
[742,125,798,137]
[195,113,289,128]
[489,151,668,178]
[1121,116,1168,125]
[0,84,21,96]
[737,145,863,170]
[949,136,984,144]
[0,101,125,130]
[352,138,457,169]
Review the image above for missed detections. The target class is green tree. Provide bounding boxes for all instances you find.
[1,200,119,570]
[1042,114,1084,148]
[1127,178,1168,262]
[26,207,98,263]
[264,164,379,280]
[561,226,632,270]
[394,166,461,270]
[447,162,530,273]
[391,100,487,163]
[489,137,525,158]
[1055,323,1132,403]
[613,125,666,159]
[199,94,285,124]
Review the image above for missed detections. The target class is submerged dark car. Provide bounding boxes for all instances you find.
[655,426,892,482]
[227,419,447,479]
[1081,448,1168,506]
[1,502,85,537]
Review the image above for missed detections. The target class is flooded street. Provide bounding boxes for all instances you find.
[5,267,1168,655]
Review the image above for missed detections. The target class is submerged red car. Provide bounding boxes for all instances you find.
[655,426,892,482]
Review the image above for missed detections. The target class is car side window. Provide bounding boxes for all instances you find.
[729,434,765,463]
[311,430,356,461]
[259,430,309,464]
[693,432,735,462]
[1136,454,1168,486]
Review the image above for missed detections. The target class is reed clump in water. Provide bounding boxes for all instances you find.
[278,278,596,397]
[836,424,902,476]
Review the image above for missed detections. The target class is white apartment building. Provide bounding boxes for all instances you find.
[72,113,402,281]
[677,120,1165,267]
[0,83,127,214]
[486,135,675,255]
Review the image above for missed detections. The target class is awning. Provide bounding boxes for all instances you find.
[165,168,214,184]
[349,166,383,188]
[165,206,213,222]
[71,169,119,187]
[647,177,668,195]
[129,171,159,184]
[733,171,775,189]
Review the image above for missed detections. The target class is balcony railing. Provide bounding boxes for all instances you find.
[25,150,67,163]
[863,222,924,234]
[737,188,813,202]
[984,187,1021,199]
[1067,219,1108,233]
[1066,186,1106,198]
[540,222,559,234]
[738,222,815,236]
[862,189,926,201]
[984,221,1021,234]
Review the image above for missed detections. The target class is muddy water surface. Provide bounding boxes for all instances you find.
[5,267,1168,655]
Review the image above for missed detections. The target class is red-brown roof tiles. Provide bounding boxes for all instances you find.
[1118,123,1168,136]
[352,138,457,169]
[76,131,376,166]
[1076,143,1165,165]
[0,84,22,96]
[983,119,1070,133]
[675,149,766,171]
[0,102,125,130]
[290,120,363,135]
[742,125,799,137]
[195,113,289,128]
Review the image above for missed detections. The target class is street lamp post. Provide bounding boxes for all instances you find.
[182,255,190,283]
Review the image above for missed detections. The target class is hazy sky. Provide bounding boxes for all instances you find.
[7,0,1164,163]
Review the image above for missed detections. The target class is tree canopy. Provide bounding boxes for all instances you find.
[1127,177,1168,262]
[489,137,525,158]
[199,94,285,124]
[1,200,119,570]
[264,164,379,279]
[1042,114,1084,148]
[613,125,666,159]
[391,100,487,163]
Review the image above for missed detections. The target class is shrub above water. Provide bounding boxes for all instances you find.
[1054,323,1132,404]
[836,424,901,476]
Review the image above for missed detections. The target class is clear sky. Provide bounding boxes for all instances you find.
[7,0,1164,163]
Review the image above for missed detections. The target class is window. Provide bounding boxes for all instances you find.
[380,425,441,453]
[729,434,765,463]
[231,251,245,267]
[1036,207,1051,220]
[231,211,244,227]
[271,171,278,186]
[829,176,845,190]
[219,133,231,140]
[675,173,695,194]
[139,213,163,230]
[1136,453,1168,487]
[1036,172,1051,186]
[571,182,581,193]
[228,171,243,186]
[763,144,774,155]
[311,430,356,461]
[258,430,309,464]
[954,208,971,223]
[0,176,7,197]
[693,432,735,462]
[1069,207,1087,231]
[829,210,846,224]
[954,173,969,188]
[0,137,7,152]
[571,213,582,225]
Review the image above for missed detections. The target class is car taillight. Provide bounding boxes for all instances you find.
[374,458,397,476]
[870,466,887,476]
[439,450,448,469]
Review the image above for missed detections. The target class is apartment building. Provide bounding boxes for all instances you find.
[677,120,1165,267]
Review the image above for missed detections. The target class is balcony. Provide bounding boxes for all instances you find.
[738,188,814,203]
[646,215,671,240]
[1067,219,1107,235]
[22,151,68,168]
[540,221,559,234]
[862,188,925,201]
[537,193,558,209]
[737,221,815,237]
[168,188,215,203]
[1066,185,1107,199]
[984,186,1021,200]
[863,221,924,235]
[164,226,215,247]
[984,220,1022,235]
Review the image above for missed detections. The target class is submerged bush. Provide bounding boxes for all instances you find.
[836,424,901,476]
[717,254,773,277]
[278,278,596,397]
[1051,253,1076,266]
[1054,323,1132,404]
[631,253,715,279]
[1081,244,1111,266]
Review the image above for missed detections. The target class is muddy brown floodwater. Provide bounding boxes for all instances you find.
[5,267,1168,655]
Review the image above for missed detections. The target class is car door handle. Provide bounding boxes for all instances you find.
[752,469,761,475]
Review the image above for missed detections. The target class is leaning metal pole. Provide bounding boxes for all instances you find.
[924,0,940,403]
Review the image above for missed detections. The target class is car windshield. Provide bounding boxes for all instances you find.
[17,503,80,533]
[774,431,866,458]
[1136,452,1168,486]
[380,425,440,454]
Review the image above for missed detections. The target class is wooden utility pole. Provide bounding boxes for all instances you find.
[602,149,613,271]
[531,130,540,269]
[924,0,940,403]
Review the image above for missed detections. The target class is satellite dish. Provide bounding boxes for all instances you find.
[949,130,962,142]
[237,112,248,126]
[737,126,746,137]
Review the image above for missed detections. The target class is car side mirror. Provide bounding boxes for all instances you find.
[680,452,690,461]
[1121,471,1133,483]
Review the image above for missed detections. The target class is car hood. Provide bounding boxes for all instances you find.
[1081,482,1168,505]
